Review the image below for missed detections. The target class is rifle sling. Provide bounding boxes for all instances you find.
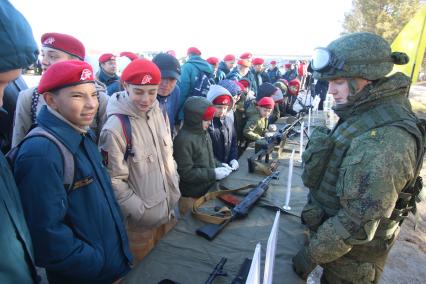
[192,184,257,224]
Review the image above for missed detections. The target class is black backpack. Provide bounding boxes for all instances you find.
[190,65,212,98]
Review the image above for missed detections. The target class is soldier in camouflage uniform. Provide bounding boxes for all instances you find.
[292,32,425,283]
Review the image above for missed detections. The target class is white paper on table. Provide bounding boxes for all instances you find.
[246,243,261,284]
[284,149,295,209]
[263,211,280,284]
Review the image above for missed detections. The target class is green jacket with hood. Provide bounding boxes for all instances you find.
[173,97,220,198]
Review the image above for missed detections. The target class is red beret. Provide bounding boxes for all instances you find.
[187,47,201,56]
[223,54,235,61]
[284,63,292,68]
[257,97,275,109]
[121,59,161,85]
[41,32,85,60]
[212,95,231,106]
[120,51,138,61]
[99,53,115,64]
[237,59,251,67]
[207,57,219,65]
[38,60,94,94]
[270,60,277,65]
[239,79,250,88]
[240,52,253,60]
[203,106,216,121]
[289,79,300,87]
[252,58,264,65]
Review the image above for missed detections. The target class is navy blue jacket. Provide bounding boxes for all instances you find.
[14,107,132,284]
[217,61,230,82]
[267,67,281,83]
[97,69,121,96]
[157,85,180,136]
[207,116,237,163]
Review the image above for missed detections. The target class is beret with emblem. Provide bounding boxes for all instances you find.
[41,32,85,60]
[240,52,253,60]
[121,59,161,85]
[38,60,94,93]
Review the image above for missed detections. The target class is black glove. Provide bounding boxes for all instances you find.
[292,246,317,280]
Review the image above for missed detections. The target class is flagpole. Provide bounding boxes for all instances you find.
[407,4,426,97]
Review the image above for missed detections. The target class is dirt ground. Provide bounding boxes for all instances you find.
[308,83,426,284]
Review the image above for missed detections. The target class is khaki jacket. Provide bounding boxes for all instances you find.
[99,92,180,232]
[12,80,108,147]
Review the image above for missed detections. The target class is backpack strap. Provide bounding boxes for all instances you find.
[25,127,75,192]
[114,114,134,161]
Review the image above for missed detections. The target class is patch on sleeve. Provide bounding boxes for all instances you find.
[101,148,109,166]
[370,129,377,137]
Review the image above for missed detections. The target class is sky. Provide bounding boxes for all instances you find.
[11,0,353,59]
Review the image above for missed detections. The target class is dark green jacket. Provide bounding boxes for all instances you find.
[173,97,220,197]
[0,153,36,283]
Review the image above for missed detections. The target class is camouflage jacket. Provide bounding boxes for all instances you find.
[302,73,424,264]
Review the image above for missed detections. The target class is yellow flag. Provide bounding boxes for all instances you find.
[391,4,426,83]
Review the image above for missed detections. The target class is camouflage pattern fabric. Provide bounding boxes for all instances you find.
[313,32,408,81]
[300,73,424,283]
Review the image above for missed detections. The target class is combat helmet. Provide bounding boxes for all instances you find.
[311,32,408,80]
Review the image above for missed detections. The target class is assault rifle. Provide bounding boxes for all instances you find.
[248,116,304,173]
[205,257,228,284]
[196,171,280,240]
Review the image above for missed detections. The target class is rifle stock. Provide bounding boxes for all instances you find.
[196,171,280,240]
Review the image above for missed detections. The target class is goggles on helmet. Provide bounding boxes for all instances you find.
[310,47,345,72]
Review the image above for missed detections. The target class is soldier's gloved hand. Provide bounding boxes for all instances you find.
[292,247,316,280]
[214,167,232,180]
[229,159,239,170]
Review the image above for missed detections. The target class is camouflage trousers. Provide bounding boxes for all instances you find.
[319,233,397,284]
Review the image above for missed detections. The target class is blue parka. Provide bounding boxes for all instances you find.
[177,55,212,120]
[14,106,132,284]
[97,68,121,96]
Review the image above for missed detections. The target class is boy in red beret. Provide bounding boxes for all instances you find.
[13,60,132,283]
[217,54,235,81]
[99,59,180,263]
[206,85,239,170]
[177,46,213,122]
[243,96,275,143]
[12,32,109,147]
[97,53,121,96]
[173,96,232,214]
[251,57,271,93]
[206,57,219,82]
[267,60,282,83]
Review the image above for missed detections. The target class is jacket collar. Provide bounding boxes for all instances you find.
[37,106,85,154]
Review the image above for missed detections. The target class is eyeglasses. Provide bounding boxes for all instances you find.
[310,47,345,72]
